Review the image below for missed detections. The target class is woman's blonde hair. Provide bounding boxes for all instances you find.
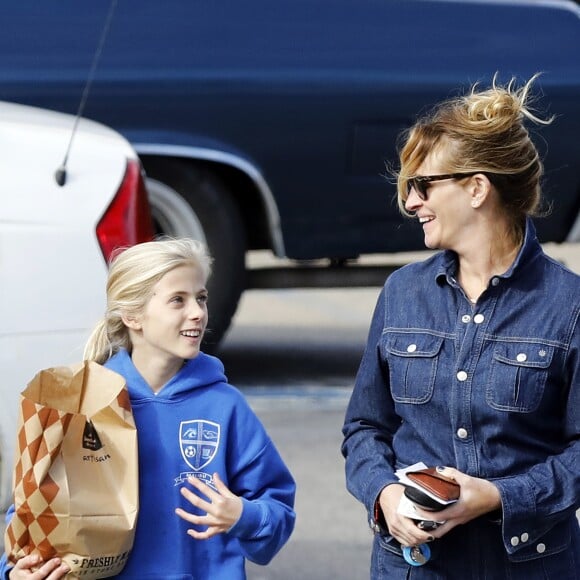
[396,74,553,241]
[84,238,212,364]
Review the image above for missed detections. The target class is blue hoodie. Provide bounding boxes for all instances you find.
[1,350,296,579]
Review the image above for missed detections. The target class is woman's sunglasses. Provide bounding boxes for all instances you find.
[407,172,479,201]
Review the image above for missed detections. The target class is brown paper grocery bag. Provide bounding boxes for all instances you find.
[4,361,139,579]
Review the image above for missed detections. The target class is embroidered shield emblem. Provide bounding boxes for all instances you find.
[179,420,220,471]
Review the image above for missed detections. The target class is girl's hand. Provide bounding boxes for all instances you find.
[9,554,69,579]
[175,472,243,540]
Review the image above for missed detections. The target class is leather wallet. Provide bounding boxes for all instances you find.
[406,468,460,502]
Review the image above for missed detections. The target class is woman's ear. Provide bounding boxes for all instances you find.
[121,312,142,331]
[470,173,492,208]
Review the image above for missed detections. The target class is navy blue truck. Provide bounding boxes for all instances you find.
[2,0,579,345]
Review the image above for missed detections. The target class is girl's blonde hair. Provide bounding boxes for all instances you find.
[84,238,212,364]
[396,74,553,242]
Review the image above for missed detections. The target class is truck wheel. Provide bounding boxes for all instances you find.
[143,159,247,350]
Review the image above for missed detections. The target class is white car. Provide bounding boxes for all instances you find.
[0,101,153,508]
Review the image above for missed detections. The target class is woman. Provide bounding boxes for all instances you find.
[341,75,580,578]
[3,238,295,579]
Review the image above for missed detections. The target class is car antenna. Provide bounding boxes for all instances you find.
[55,0,118,186]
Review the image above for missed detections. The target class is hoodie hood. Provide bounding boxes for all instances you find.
[104,349,228,400]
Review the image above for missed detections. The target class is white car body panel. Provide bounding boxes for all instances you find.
[0,102,139,508]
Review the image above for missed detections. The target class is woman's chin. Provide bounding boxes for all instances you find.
[423,235,440,250]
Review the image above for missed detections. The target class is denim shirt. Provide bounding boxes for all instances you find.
[342,218,580,564]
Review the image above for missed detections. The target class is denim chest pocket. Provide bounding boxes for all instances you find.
[487,341,554,413]
[384,331,443,403]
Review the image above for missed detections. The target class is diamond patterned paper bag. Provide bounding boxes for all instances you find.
[4,361,139,579]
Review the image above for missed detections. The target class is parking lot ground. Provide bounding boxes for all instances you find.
[241,400,371,580]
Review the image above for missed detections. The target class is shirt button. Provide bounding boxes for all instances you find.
[520,533,529,543]
[457,371,468,381]
[456,428,468,439]
[491,277,500,287]
[473,314,485,324]
[516,353,527,362]
[536,543,546,554]
[407,344,417,353]
[461,314,471,323]
[510,536,520,547]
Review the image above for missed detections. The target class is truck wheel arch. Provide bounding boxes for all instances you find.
[136,144,285,256]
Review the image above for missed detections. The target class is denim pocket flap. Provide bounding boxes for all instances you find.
[385,331,444,358]
[492,342,553,369]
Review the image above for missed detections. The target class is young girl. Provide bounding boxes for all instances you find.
[3,238,296,579]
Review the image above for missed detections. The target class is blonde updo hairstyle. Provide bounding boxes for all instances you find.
[396,74,553,243]
[84,238,212,365]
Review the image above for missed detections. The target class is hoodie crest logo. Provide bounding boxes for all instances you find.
[179,420,220,471]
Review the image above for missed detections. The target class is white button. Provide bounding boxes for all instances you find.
[457,428,468,439]
[510,536,520,547]
[473,314,485,324]
[536,543,546,554]
[516,353,527,362]
[461,314,471,323]
[538,349,546,357]
[520,533,529,543]
[457,371,468,381]
[407,344,417,353]
[491,277,500,286]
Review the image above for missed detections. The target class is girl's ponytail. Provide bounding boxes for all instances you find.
[83,318,113,365]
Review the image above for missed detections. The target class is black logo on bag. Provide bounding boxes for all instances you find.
[82,421,103,451]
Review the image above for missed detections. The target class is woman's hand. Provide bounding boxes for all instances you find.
[418,466,502,538]
[175,472,243,539]
[9,554,69,579]
[378,483,436,547]
[378,467,502,546]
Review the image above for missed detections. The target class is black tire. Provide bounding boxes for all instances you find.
[142,158,247,351]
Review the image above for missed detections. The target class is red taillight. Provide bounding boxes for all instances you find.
[96,159,154,262]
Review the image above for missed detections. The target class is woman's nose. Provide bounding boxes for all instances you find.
[405,188,422,211]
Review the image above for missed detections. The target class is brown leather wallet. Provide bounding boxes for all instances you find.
[406,468,460,502]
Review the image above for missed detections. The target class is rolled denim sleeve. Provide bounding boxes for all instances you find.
[341,287,401,521]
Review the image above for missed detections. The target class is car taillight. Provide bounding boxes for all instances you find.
[96,159,154,263]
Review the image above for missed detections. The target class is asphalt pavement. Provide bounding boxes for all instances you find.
[219,285,379,580]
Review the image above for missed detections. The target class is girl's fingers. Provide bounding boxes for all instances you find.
[211,472,235,498]
[180,482,212,511]
[13,553,41,569]
[45,561,70,580]
[175,507,207,525]
[186,476,220,501]
[12,555,69,579]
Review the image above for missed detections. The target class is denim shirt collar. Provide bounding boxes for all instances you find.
[435,217,542,287]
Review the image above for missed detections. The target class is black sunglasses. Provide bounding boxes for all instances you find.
[407,172,479,200]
